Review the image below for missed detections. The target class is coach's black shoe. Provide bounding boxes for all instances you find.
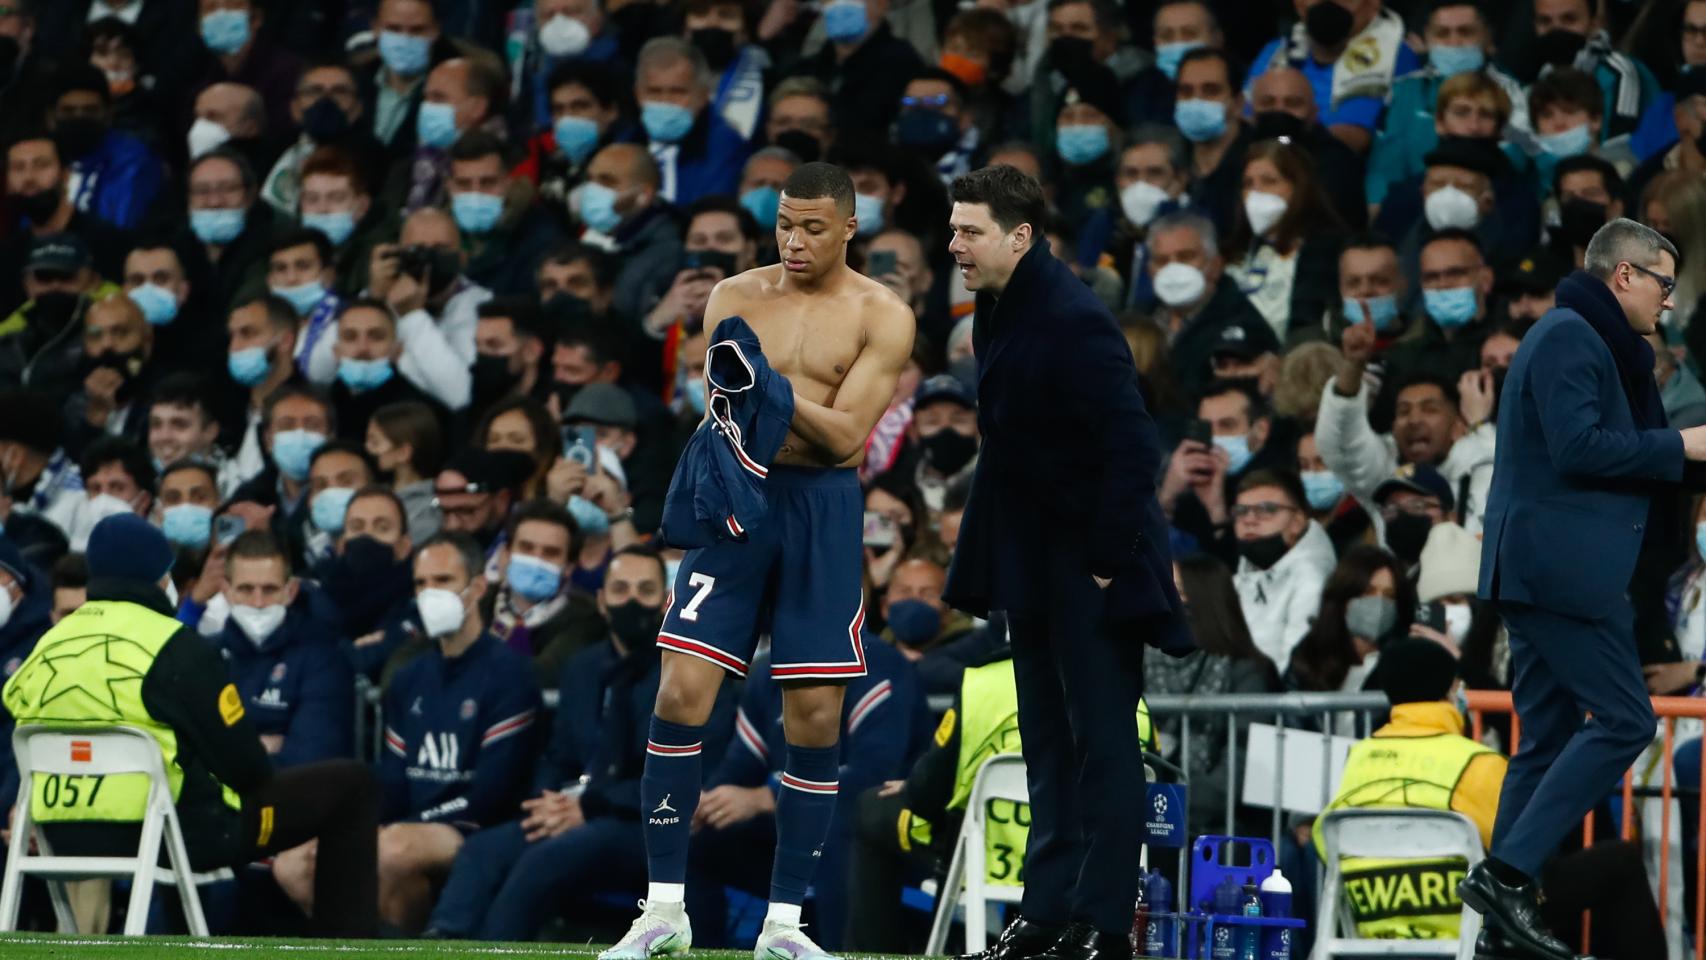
[1458,865,1572,960]
[1032,922,1131,960]
[1474,925,1597,960]
[956,917,1062,960]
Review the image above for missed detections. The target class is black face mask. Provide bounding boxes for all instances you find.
[14,188,62,224]
[690,28,738,71]
[54,118,107,161]
[1535,29,1587,67]
[773,129,822,164]
[1253,111,1308,141]
[1558,197,1607,248]
[1048,37,1094,69]
[322,535,413,633]
[1237,532,1291,570]
[895,108,960,153]
[606,599,663,648]
[921,428,977,475]
[1304,1,1355,48]
[0,36,17,80]
[302,97,353,143]
[1384,513,1434,565]
[78,348,147,405]
[30,290,82,331]
[541,291,592,324]
[472,352,522,410]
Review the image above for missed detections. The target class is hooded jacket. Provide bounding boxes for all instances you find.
[1234,520,1338,666]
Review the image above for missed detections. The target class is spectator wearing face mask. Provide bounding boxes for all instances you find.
[47,61,165,232]
[1286,543,1414,694]
[1224,139,1348,344]
[1245,65,1367,229]
[1499,246,1566,327]
[181,147,278,317]
[210,529,354,767]
[1176,48,1254,238]
[893,68,985,187]
[62,292,161,463]
[1370,463,1455,569]
[261,61,387,217]
[1297,425,1372,554]
[1164,381,1296,564]
[1247,0,1422,156]
[1366,3,1529,211]
[448,132,567,297]
[1528,67,1639,192]
[227,385,336,570]
[1145,211,1275,401]
[382,56,509,218]
[360,0,453,151]
[879,557,998,698]
[1522,0,1666,151]
[789,0,922,142]
[1048,71,1122,239]
[482,499,608,689]
[1231,468,1337,666]
[313,486,419,653]
[0,387,85,565]
[1094,126,1196,306]
[362,401,445,544]
[326,300,452,447]
[154,460,221,561]
[624,37,749,207]
[1391,138,1539,289]
[514,59,631,228]
[762,77,836,166]
[65,436,155,554]
[904,375,978,515]
[566,383,670,538]
[189,0,301,137]
[1547,154,1625,270]
[576,143,683,319]
[1133,1,1225,125]
[0,232,122,407]
[1410,519,1497,668]
[0,130,131,315]
[477,396,559,502]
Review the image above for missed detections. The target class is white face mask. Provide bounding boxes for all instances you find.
[0,583,15,630]
[416,586,467,638]
[229,602,287,645]
[187,117,232,160]
[159,574,179,609]
[1243,190,1288,237]
[538,14,592,57]
[1119,180,1170,228]
[1152,261,1208,307]
[1423,184,1481,231]
[1442,602,1473,643]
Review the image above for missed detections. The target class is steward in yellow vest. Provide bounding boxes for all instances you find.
[842,649,1155,953]
[1312,639,1504,940]
[0,517,380,937]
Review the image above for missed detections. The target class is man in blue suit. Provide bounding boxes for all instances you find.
[943,165,1192,960]
[1463,219,1706,959]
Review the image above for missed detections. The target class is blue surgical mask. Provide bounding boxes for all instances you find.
[379,30,432,77]
[822,0,869,43]
[228,345,272,386]
[311,486,357,534]
[1342,294,1400,332]
[162,503,214,548]
[641,101,696,143]
[271,429,327,482]
[191,207,246,246]
[1056,124,1110,166]
[1423,286,1479,328]
[1301,470,1345,511]
[553,115,600,164]
[683,377,707,414]
[1174,99,1227,143]
[200,9,250,54]
[741,185,781,229]
[506,552,563,602]
[338,357,396,392]
[1155,41,1202,80]
[568,494,610,535]
[271,280,327,317]
[128,283,179,326]
[302,210,356,247]
[451,191,504,234]
[416,101,459,150]
[1696,520,1706,561]
[1538,123,1592,159]
[1213,433,1253,475]
[1427,43,1484,77]
[578,182,622,234]
[854,192,884,236]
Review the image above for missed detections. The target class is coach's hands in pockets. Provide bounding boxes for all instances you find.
[694,784,776,832]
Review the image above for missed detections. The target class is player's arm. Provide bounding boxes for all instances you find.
[788,296,915,462]
[141,628,273,794]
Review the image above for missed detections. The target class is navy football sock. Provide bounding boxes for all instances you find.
[642,715,706,894]
[769,742,841,908]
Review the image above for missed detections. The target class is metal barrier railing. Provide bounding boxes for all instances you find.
[1466,689,1706,959]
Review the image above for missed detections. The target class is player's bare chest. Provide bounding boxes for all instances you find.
[744,310,864,387]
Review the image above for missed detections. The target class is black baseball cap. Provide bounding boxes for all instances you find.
[26,233,91,274]
[914,374,976,411]
[1502,247,1567,297]
[1373,463,1456,511]
[1208,319,1280,361]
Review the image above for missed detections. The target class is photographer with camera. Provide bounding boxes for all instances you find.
[361,208,494,412]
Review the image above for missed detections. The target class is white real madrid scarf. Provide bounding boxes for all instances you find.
[1282,6,1406,110]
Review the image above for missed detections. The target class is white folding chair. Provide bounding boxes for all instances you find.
[0,725,226,936]
[1311,808,1482,960]
[926,753,1029,955]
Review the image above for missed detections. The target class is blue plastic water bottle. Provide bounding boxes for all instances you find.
[1143,869,1174,957]
[1259,870,1293,959]
[1209,878,1240,960]
[1238,883,1261,960]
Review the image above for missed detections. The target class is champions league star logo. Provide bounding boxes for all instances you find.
[1152,793,1168,818]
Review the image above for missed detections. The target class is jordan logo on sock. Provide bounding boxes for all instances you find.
[650,794,680,825]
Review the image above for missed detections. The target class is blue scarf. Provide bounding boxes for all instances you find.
[1554,269,1666,430]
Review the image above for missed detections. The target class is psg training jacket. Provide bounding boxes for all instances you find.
[660,315,796,548]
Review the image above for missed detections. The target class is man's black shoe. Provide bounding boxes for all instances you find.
[1032,922,1132,960]
[1458,864,1572,960]
[956,916,1062,960]
[1474,924,1597,960]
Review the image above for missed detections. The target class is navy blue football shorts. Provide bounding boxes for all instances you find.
[657,465,867,680]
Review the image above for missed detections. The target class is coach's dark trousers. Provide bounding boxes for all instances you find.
[1005,553,1146,937]
[1491,599,1655,877]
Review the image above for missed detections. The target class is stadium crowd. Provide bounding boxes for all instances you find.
[0,0,1705,950]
